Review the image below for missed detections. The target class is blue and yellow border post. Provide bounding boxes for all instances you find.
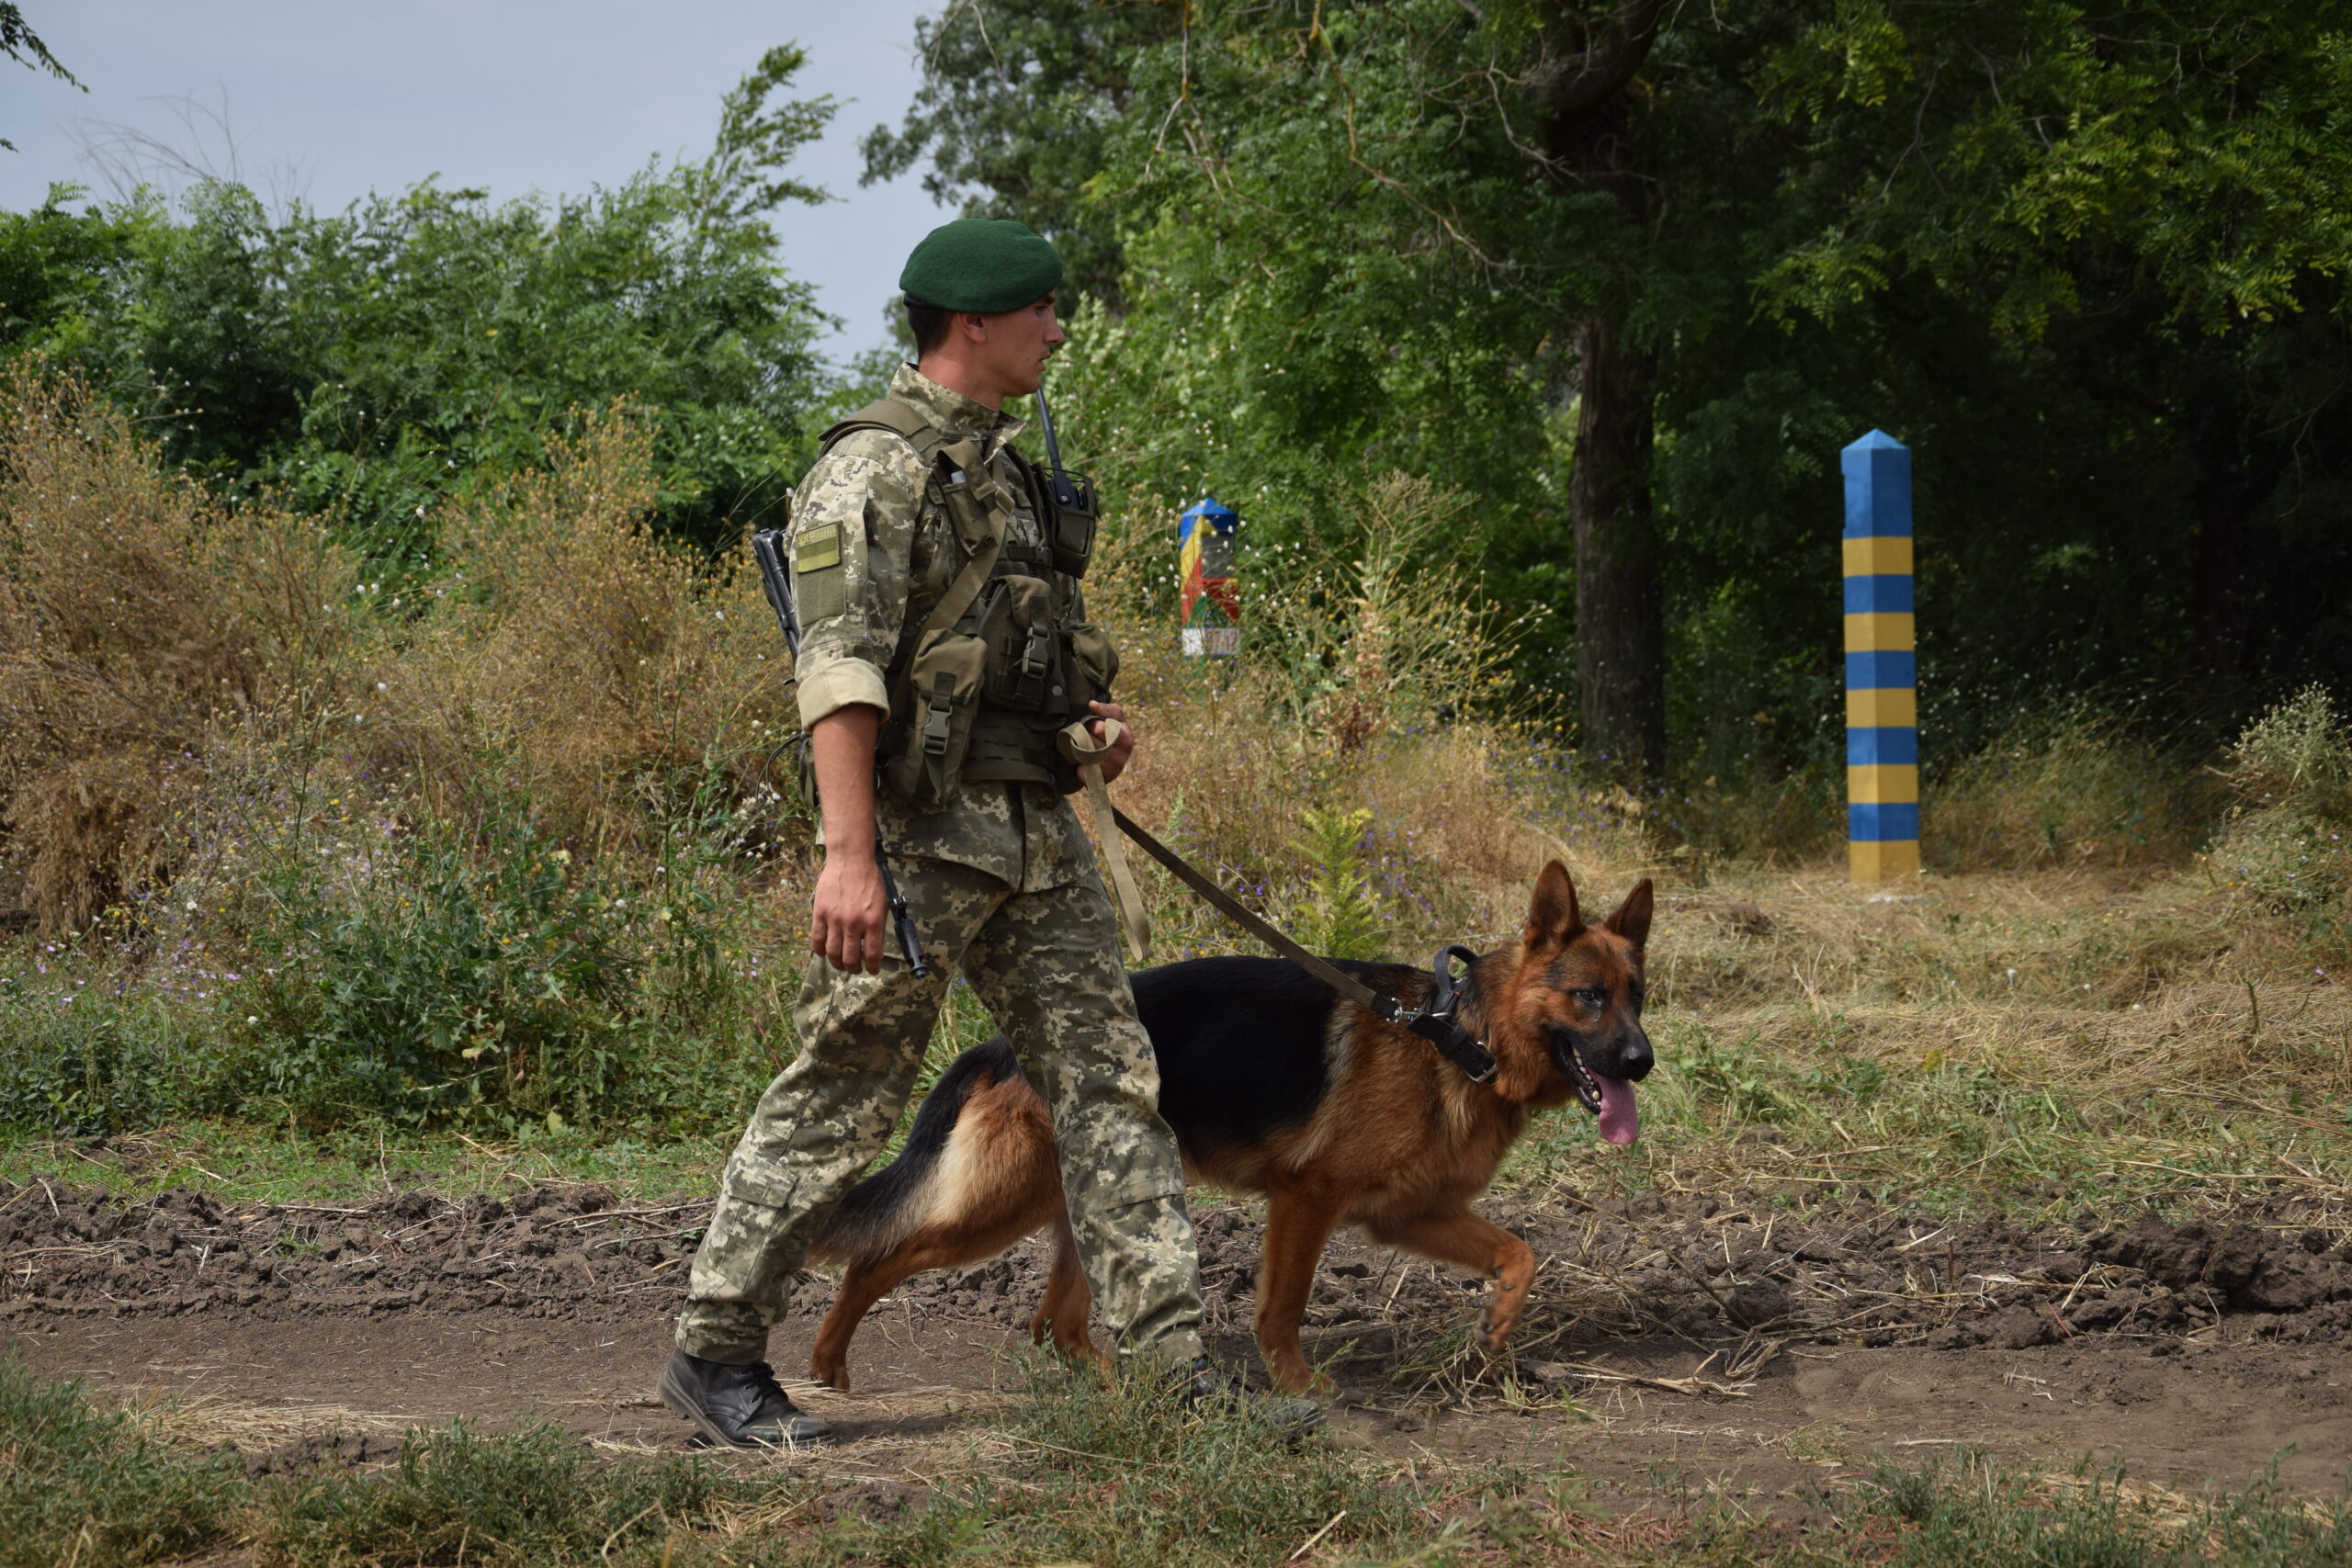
[1843,430,1919,882]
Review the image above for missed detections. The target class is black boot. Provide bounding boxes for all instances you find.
[1174,1355,1325,1438]
[659,1349,832,1449]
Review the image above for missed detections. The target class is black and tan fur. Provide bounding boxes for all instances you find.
[808,860,1656,1393]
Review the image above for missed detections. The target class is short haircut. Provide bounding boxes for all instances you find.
[904,297,955,356]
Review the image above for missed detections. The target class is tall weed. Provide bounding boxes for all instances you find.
[1927,701,2211,871]
[0,363,360,931]
[1292,806,1385,959]
[2210,683,2352,939]
[382,410,795,858]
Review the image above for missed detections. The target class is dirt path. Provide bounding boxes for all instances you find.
[6,1178,2350,1504]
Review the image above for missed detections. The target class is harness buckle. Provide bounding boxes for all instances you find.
[1404,946,1498,1084]
[922,671,956,756]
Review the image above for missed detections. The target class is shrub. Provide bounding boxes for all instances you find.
[0,362,360,931]
[2210,684,2352,932]
[0,968,220,1136]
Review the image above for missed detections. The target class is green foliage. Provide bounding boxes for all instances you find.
[0,44,838,562]
[0,1358,245,1568]
[239,795,752,1133]
[248,803,641,1128]
[860,0,1180,304]
[0,975,214,1137]
[1293,807,1385,961]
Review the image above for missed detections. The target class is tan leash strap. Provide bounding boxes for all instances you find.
[1057,721,1151,966]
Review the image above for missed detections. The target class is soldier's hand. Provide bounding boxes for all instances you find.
[1087,700,1137,784]
[811,852,888,974]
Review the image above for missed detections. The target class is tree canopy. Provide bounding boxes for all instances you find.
[865,0,2352,773]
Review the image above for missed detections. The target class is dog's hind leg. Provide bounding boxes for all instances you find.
[809,1075,1065,1392]
[1026,1211,1103,1370]
[1255,1183,1348,1393]
[810,1192,1064,1391]
[1367,1208,1537,1354]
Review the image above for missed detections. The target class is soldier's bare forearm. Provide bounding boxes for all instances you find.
[810,705,881,850]
[808,705,888,973]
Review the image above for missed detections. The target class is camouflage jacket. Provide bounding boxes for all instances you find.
[787,364,1105,893]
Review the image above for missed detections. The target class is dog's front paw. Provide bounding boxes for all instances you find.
[1476,1297,1525,1351]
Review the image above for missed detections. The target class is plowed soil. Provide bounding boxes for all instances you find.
[6,1176,2351,1503]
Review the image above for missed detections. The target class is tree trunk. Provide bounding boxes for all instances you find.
[1570,311,1666,778]
[2185,385,2263,717]
[1540,11,1669,780]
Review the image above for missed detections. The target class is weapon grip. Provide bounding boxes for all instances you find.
[751,529,801,657]
[875,841,929,978]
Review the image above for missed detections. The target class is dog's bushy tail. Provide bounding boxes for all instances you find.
[809,1038,1036,1268]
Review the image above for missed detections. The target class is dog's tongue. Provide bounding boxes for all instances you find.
[1594,1075,1638,1146]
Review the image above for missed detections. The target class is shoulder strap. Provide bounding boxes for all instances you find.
[912,509,1002,645]
[818,396,949,466]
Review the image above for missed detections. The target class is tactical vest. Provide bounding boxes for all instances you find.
[814,396,1112,807]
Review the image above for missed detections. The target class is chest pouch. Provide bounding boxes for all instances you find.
[974,574,1063,713]
[878,442,1009,809]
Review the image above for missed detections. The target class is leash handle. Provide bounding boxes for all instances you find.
[1058,720,1151,966]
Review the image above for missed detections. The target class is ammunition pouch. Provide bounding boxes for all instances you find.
[882,628,990,807]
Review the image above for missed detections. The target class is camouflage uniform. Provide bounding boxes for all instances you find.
[675,366,1205,1371]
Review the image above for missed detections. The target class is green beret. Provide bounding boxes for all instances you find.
[899,219,1065,314]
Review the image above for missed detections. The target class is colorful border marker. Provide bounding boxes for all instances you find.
[1843,431,1920,882]
[1178,497,1240,657]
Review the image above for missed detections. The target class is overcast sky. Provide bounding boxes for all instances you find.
[0,1,949,359]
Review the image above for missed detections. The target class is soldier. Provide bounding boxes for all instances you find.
[659,219,1213,1449]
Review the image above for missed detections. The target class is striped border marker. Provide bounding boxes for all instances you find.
[1843,430,1919,883]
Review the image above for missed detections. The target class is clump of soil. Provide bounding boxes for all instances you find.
[823,1186,2352,1357]
[245,1430,404,1476]
[6,1176,2348,1355]
[0,1179,705,1326]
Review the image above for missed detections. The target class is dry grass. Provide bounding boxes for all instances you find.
[0,363,362,931]
[1926,705,2216,873]
[381,410,795,858]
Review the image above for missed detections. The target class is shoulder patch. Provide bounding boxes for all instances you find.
[794,522,842,572]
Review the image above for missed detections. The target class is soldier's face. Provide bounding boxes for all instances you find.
[975,294,1064,398]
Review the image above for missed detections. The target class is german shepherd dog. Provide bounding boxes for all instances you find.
[806,861,1654,1393]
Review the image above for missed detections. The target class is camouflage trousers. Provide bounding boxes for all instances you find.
[674,856,1205,1371]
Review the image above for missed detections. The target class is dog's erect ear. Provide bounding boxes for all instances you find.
[1526,860,1584,948]
[1603,878,1654,949]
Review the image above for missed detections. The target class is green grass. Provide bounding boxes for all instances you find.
[7,1357,2352,1566]
[0,1357,247,1568]
[0,976,1011,1208]
[265,1417,736,1566]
